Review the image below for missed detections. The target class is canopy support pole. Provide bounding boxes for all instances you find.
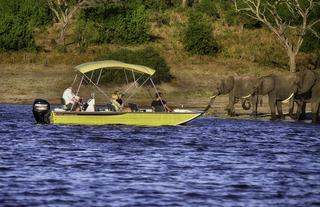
[96,69,102,85]
[70,75,84,110]
[90,71,95,82]
[124,69,129,84]
[71,74,78,87]
[122,76,151,106]
[82,73,111,101]
[123,74,144,95]
[150,78,167,111]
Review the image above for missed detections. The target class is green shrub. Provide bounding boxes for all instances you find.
[0,0,51,51]
[138,0,175,10]
[182,12,219,55]
[0,15,35,51]
[19,0,52,28]
[96,47,172,84]
[73,19,98,53]
[81,4,150,44]
[194,0,219,20]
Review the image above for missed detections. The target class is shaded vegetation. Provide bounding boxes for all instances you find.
[0,0,51,51]
[96,47,172,84]
[182,12,219,55]
[80,3,150,44]
[0,0,318,71]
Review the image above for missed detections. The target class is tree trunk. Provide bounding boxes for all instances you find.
[181,0,187,8]
[59,27,66,46]
[288,50,297,73]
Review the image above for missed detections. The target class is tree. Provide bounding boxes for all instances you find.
[182,12,220,55]
[47,0,88,46]
[47,0,113,46]
[234,0,320,72]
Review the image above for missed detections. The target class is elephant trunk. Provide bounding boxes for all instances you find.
[288,98,298,120]
[241,99,251,110]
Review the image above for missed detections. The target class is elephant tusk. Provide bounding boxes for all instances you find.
[282,93,294,103]
[241,94,251,99]
[210,94,218,99]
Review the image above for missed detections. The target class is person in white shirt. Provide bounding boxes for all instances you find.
[62,86,80,111]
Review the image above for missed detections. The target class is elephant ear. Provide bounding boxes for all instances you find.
[298,70,316,94]
[257,75,275,95]
[221,76,235,94]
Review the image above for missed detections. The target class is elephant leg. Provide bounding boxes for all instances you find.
[288,98,297,120]
[310,84,320,123]
[250,95,258,117]
[311,101,320,123]
[276,101,285,119]
[227,93,236,116]
[268,94,277,120]
[298,102,306,120]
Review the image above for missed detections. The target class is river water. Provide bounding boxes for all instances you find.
[0,104,319,206]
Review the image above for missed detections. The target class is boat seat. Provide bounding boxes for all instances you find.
[128,103,139,112]
[61,97,68,110]
[105,103,116,112]
[154,105,165,112]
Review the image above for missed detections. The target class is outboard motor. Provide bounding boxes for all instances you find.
[32,99,51,124]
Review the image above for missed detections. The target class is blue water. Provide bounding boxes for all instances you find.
[0,104,319,207]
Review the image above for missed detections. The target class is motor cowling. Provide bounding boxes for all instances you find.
[32,99,51,124]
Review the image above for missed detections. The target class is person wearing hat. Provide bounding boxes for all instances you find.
[151,92,172,112]
[62,86,81,111]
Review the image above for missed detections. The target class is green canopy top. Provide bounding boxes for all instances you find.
[75,60,156,76]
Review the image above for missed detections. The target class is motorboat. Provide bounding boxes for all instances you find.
[32,60,213,126]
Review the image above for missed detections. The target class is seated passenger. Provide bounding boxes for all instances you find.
[62,86,81,111]
[111,91,131,112]
[111,93,121,111]
[83,92,95,112]
[151,92,172,112]
[115,91,123,105]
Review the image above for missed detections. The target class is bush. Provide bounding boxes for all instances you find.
[182,12,219,55]
[216,1,260,28]
[19,0,52,28]
[0,0,51,51]
[81,4,150,44]
[73,19,98,53]
[96,47,172,84]
[0,15,35,51]
[194,0,219,20]
[139,0,175,10]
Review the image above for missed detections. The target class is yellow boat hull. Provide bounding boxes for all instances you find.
[51,111,202,126]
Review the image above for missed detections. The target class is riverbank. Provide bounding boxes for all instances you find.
[0,58,293,117]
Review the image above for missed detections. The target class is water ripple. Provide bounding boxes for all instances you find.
[0,104,319,206]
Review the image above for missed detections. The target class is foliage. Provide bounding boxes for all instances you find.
[73,19,98,53]
[20,0,52,28]
[193,0,219,20]
[134,0,175,10]
[81,4,150,44]
[96,47,172,84]
[0,0,52,51]
[0,15,35,51]
[182,12,219,56]
[221,1,261,28]
[301,2,320,56]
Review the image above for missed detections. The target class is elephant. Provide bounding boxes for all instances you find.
[212,76,259,116]
[289,69,320,123]
[254,74,298,120]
